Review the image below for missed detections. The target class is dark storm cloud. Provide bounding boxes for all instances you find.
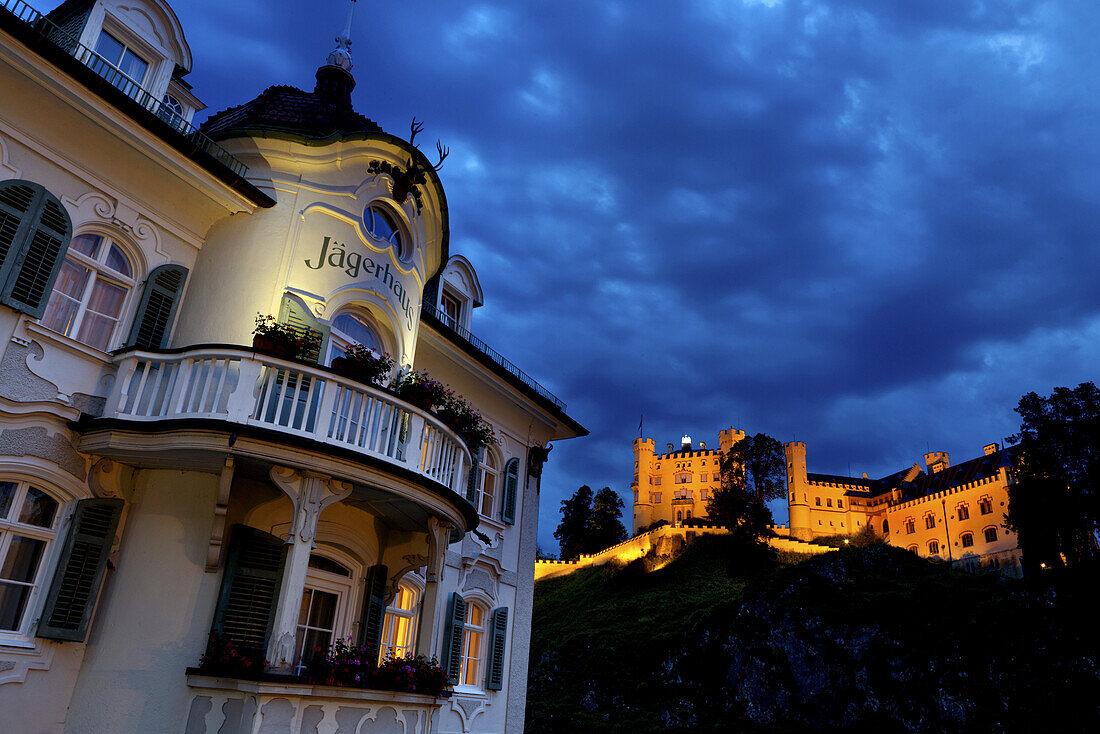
[165,0,1100,550]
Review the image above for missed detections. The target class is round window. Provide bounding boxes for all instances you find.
[365,204,406,260]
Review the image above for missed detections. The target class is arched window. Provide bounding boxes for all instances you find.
[293,553,354,672]
[459,601,487,687]
[983,526,998,543]
[0,480,60,634]
[960,532,974,548]
[379,579,420,663]
[676,511,682,522]
[365,203,407,261]
[41,233,135,351]
[477,453,499,518]
[928,540,940,555]
[882,519,889,534]
[327,310,385,363]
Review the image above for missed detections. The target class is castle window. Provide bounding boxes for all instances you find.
[904,518,915,534]
[700,489,708,501]
[651,492,662,504]
[983,527,998,543]
[633,490,639,503]
[826,499,832,507]
[41,234,135,352]
[961,532,974,548]
[674,473,691,484]
[676,511,682,522]
[790,492,794,502]
[653,477,661,486]
[957,504,970,521]
[978,498,993,515]
[815,497,821,506]
[837,500,843,508]
[925,514,936,530]
[928,540,940,555]
[907,545,918,553]
[686,509,692,519]
[700,473,707,482]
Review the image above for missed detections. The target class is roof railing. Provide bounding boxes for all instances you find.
[421,303,566,411]
[1,0,249,177]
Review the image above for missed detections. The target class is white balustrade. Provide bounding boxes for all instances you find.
[106,348,469,492]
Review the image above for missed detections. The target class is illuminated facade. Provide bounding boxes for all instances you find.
[632,431,1020,572]
[0,2,583,733]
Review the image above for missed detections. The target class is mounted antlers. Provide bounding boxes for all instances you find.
[366,118,449,214]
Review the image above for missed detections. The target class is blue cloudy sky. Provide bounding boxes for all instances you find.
[143,0,1100,549]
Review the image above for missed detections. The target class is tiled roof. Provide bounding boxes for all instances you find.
[201,65,382,142]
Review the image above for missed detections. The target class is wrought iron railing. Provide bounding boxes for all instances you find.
[421,304,566,411]
[1,0,248,177]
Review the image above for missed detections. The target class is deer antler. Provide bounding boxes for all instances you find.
[409,117,425,148]
[432,140,449,171]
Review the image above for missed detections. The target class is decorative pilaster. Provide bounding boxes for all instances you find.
[205,457,235,572]
[415,516,453,658]
[266,466,352,671]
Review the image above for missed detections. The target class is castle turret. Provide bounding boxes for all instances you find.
[786,441,812,541]
[718,428,745,454]
[632,437,656,534]
[923,451,950,474]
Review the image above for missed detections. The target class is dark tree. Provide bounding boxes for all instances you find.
[707,445,776,547]
[554,485,593,561]
[590,487,628,551]
[726,433,786,505]
[1008,382,1100,572]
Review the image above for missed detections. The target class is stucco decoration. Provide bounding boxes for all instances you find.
[385,554,428,606]
[206,457,235,572]
[70,392,107,417]
[0,134,20,178]
[528,444,552,480]
[0,643,54,685]
[448,695,490,734]
[462,568,497,598]
[257,698,295,732]
[63,191,163,266]
[0,340,60,403]
[0,426,87,480]
[185,697,213,734]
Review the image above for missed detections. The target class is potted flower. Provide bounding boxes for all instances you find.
[330,343,395,387]
[196,633,266,679]
[437,396,497,452]
[307,638,451,697]
[252,313,318,359]
[393,369,452,411]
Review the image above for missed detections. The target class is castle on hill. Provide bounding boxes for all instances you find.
[631,431,1022,572]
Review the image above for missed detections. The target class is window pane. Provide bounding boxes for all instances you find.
[367,205,398,243]
[94,32,124,65]
[307,589,337,628]
[119,50,148,82]
[69,234,101,258]
[18,488,57,528]
[332,313,383,353]
[467,603,483,627]
[0,482,15,519]
[104,244,132,277]
[76,279,127,350]
[0,582,32,631]
[0,536,46,583]
[41,261,90,335]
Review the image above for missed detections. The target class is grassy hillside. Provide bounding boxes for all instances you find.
[526,538,1098,733]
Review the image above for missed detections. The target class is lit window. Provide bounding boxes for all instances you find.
[700,489,708,501]
[94,31,149,85]
[653,477,661,486]
[652,492,662,504]
[327,310,385,363]
[675,473,691,484]
[983,527,998,543]
[379,580,420,662]
[459,602,486,686]
[41,234,134,351]
[365,204,406,259]
[476,453,499,518]
[957,504,970,521]
[961,532,974,548]
[979,498,993,515]
[700,473,707,482]
[929,540,940,555]
[0,481,60,633]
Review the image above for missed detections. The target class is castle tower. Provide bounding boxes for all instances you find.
[632,437,656,534]
[786,441,813,541]
[718,428,746,454]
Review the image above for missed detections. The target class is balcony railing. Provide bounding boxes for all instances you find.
[671,496,695,505]
[1,0,248,177]
[102,347,469,493]
[421,304,566,411]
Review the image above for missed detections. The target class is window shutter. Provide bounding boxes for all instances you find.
[486,606,508,691]
[37,498,124,641]
[210,524,286,654]
[442,593,466,684]
[357,563,388,660]
[501,458,519,525]
[465,450,481,504]
[0,180,72,318]
[127,264,188,348]
[278,294,328,363]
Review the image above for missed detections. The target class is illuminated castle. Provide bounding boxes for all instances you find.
[0,1,583,733]
[632,432,1022,571]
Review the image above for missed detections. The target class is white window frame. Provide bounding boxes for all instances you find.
[293,552,358,674]
[457,599,488,691]
[476,452,500,519]
[379,576,422,663]
[326,309,388,364]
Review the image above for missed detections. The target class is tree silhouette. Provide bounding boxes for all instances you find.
[553,485,628,560]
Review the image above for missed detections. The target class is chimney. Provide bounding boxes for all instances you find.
[666,443,674,454]
[923,451,950,473]
[983,443,999,456]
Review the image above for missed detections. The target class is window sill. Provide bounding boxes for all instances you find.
[185,671,450,704]
[0,635,38,650]
[22,320,113,366]
[451,685,488,699]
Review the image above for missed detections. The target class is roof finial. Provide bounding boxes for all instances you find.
[327,0,356,71]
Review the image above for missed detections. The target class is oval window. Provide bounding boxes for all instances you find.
[365,204,406,259]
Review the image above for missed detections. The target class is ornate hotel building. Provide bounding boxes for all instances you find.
[0,1,584,732]
[632,432,1021,571]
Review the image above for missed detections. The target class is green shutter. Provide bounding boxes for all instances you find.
[0,180,72,318]
[465,450,481,505]
[127,264,188,348]
[357,564,388,660]
[486,606,508,691]
[210,525,286,654]
[37,498,124,641]
[442,593,466,684]
[501,458,519,525]
[278,295,328,363]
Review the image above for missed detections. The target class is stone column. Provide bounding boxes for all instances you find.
[266,466,352,672]
[415,515,452,659]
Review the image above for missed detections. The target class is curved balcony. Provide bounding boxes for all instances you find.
[88,346,470,498]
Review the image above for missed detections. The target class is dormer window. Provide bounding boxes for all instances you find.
[440,290,462,329]
[95,31,149,87]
